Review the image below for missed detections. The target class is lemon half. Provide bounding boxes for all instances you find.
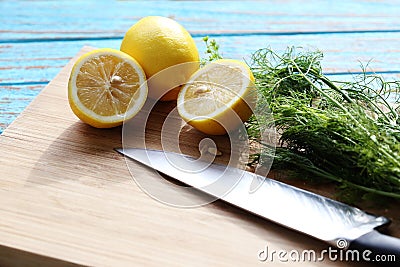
[68,48,148,128]
[177,59,257,135]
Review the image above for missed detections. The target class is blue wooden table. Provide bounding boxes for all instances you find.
[1,0,400,134]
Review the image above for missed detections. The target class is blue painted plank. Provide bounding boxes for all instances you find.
[2,32,400,86]
[1,0,400,41]
[0,84,43,133]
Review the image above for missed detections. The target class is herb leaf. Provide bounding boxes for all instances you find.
[201,36,223,66]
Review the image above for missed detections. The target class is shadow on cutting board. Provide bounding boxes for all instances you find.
[25,121,126,188]
[24,100,238,188]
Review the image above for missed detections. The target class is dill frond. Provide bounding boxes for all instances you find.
[249,47,400,201]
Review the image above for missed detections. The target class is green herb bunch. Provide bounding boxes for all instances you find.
[201,37,400,202]
[249,47,400,201]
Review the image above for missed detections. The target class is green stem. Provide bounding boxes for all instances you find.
[292,61,364,129]
[298,163,400,199]
[317,72,354,104]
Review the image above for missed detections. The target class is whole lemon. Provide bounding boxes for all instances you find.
[120,16,200,101]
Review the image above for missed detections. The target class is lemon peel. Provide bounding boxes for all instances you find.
[120,16,199,101]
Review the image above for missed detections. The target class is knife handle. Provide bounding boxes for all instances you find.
[349,230,399,266]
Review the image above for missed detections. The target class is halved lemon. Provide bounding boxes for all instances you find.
[177,59,257,135]
[68,48,148,128]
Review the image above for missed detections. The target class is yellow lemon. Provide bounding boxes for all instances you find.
[68,48,148,128]
[177,59,257,135]
[120,16,199,101]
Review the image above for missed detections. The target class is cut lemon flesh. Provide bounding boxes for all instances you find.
[68,48,148,128]
[177,59,256,135]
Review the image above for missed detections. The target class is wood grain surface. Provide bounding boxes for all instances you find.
[1,45,391,267]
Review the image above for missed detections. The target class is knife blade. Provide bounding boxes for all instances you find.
[115,147,399,265]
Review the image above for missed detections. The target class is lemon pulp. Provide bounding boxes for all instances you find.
[68,48,148,128]
[177,59,256,135]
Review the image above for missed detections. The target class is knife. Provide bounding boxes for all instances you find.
[115,147,399,265]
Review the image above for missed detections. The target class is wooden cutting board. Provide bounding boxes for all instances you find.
[0,46,395,267]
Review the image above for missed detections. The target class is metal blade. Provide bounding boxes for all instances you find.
[116,148,389,245]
